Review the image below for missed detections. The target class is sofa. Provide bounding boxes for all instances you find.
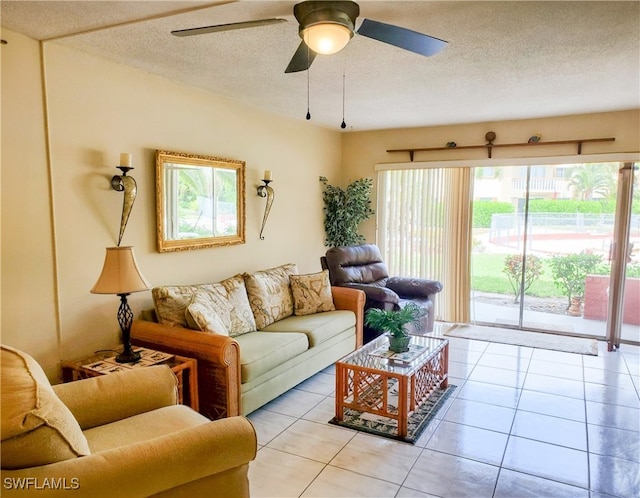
[1,344,257,498]
[323,244,443,343]
[131,264,365,419]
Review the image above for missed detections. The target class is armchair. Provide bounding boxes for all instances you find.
[1,344,257,497]
[323,244,443,343]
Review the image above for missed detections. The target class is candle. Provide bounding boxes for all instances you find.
[120,153,132,167]
[263,170,272,181]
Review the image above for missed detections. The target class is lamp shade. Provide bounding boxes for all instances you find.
[91,246,151,295]
[302,22,353,55]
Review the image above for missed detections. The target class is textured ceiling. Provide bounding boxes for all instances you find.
[2,0,639,131]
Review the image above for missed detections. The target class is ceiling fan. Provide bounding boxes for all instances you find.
[172,0,448,73]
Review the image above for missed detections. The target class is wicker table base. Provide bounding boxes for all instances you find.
[335,335,448,439]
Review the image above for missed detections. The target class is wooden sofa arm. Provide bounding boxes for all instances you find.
[331,286,365,347]
[131,320,241,419]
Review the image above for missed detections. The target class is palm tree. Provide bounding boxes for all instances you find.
[567,163,614,200]
[176,167,237,236]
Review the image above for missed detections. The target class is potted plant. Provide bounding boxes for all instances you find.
[549,251,602,315]
[364,303,424,353]
[319,176,375,247]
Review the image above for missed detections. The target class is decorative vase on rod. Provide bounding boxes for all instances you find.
[257,170,274,240]
[111,152,137,246]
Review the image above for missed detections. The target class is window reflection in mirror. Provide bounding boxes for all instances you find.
[156,150,245,252]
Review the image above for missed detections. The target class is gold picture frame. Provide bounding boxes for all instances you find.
[156,150,245,252]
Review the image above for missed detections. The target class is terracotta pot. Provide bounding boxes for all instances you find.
[568,297,583,317]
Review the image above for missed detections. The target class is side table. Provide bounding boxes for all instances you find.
[61,346,199,411]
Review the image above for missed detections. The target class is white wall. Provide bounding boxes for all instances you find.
[1,30,342,379]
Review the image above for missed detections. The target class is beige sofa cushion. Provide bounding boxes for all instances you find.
[244,263,298,330]
[234,332,308,383]
[83,404,208,453]
[290,270,336,316]
[1,345,91,470]
[152,283,218,327]
[153,276,256,336]
[185,289,232,335]
[262,310,355,348]
[219,275,257,336]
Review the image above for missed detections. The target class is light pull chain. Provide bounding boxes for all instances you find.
[341,70,346,129]
[306,44,311,120]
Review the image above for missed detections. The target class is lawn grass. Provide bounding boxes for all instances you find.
[471,253,562,298]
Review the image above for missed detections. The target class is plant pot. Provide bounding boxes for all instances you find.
[388,335,411,353]
[567,296,583,317]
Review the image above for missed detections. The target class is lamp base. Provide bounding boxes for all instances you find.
[114,292,141,363]
[115,348,141,364]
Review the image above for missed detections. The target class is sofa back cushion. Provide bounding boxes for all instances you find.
[154,277,257,336]
[218,275,257,336]
[1,345,91,470]
[325,244,389,286]
[152,283,218,327]
[290,270,336,316]
[185,288,232,335]
[244,264,298,330]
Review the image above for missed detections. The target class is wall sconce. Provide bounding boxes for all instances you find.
[111,153,137,246]
[257,170,274,240]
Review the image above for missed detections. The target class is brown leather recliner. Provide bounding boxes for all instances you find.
[322,244,443,343]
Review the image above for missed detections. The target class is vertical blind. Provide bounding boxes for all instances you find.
[377,167,472,323]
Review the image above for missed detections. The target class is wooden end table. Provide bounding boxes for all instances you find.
[335,334,448,439]
[61,346,199,411]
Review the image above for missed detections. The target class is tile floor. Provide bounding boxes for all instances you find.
[247,328,640,498]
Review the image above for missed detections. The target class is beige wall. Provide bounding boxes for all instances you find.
[3,28,639,380]
[342,110,640,241]
[1,30,342,379]
[1,31,60,371]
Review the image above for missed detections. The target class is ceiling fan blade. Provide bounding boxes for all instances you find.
[172,18,286,37]
[285,42,317,73]
[356,18,447,57]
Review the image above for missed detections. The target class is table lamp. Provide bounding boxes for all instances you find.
[91,246,151,363]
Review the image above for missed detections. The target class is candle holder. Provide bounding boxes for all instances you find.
[257,179,272,197]
[111,155,137,246]
[257,178,274,240]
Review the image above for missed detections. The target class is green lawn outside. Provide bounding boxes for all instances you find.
[471,253,562,299]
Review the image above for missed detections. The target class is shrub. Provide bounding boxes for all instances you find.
[550,251,603,308]
[502,254,544,303]
[592,262,640,278]
[473,201,513,228]
[528,199,603,214]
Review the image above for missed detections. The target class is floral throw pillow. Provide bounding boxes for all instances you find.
[152,284,217,327]
[290,270,335,316]
[185,289,232,335]
[244,263,298,329]
[218,275,257,337]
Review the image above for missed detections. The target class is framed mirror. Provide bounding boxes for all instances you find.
[156,150,245,252]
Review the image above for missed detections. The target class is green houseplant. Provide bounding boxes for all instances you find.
[319,176,375,247]
[364,303,424,353]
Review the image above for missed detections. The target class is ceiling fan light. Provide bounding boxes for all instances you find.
[302,22,353,55]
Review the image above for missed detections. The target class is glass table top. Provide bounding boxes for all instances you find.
[338,333,448,375]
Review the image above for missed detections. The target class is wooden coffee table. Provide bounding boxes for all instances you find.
[335,334,449,439]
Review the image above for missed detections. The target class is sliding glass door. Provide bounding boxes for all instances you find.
[377,160,639,346]
[471,161,639,343]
